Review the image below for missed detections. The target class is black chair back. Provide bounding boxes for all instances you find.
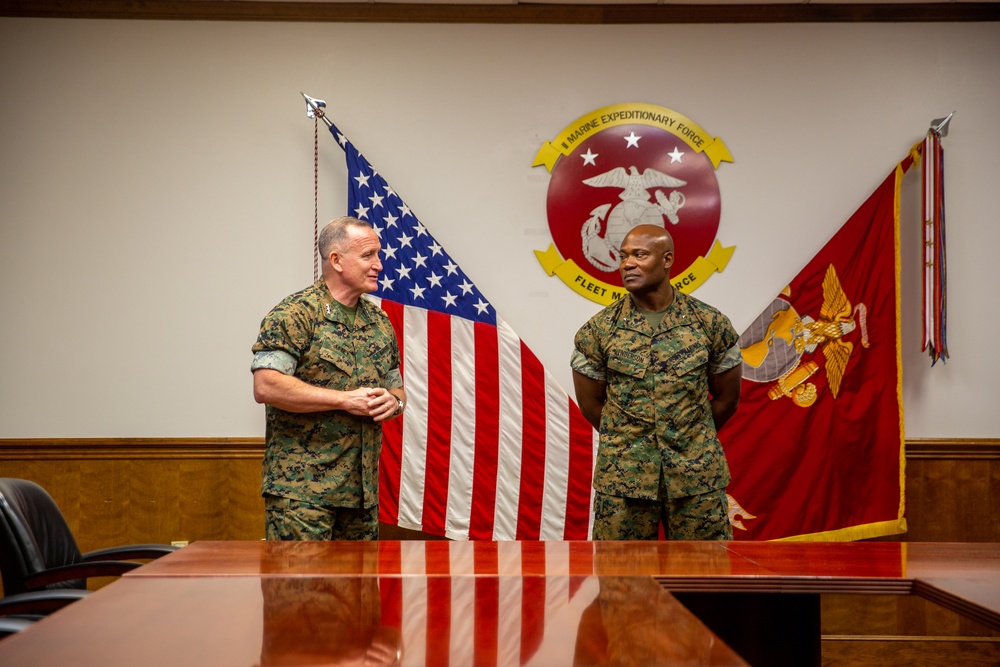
[0,478,86,595]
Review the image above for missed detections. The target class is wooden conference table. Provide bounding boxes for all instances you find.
[0,540,997,666]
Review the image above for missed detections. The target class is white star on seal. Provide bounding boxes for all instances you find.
[668,147,685,163]
[624,132,641,148]
[581,149,598,166]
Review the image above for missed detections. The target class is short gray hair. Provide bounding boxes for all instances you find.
[318,216,371,261]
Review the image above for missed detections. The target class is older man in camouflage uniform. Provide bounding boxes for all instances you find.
[252,216,405,541]
[571,224,742,541]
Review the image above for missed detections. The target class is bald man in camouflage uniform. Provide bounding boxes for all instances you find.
[252,217,405,541]
[571,224,742,541]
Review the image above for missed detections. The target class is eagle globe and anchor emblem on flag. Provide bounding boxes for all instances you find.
[740,264,871,408]
[533,102,736,305]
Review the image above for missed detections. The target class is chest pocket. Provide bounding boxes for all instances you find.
[606,353,647,379]
[603,340,651,422]
[606,329,650,377]
[317,329,393,377]
[317,343,356,378]
[660,328,710,379]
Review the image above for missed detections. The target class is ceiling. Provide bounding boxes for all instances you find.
[2,0,998,23]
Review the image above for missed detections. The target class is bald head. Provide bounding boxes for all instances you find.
[619,224,675,303]
[622,224,674,256]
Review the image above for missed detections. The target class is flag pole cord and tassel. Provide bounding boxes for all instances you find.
[921,111,953,365]
[303,93,333,282]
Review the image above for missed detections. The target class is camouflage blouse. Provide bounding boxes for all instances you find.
[572,292,740,500]
[252,280,402,509]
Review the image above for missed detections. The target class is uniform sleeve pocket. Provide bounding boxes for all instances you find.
[370,346,393,378]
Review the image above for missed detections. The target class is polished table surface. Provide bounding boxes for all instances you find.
[2,540,998,666]
[130,539,917,580]
[0,568,748,666]
[127,540,1000,626]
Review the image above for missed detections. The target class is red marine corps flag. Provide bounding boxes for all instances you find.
[719,155,914,541]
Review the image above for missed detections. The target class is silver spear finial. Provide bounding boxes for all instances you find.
[301,92,332,127]
[929,111,955,138]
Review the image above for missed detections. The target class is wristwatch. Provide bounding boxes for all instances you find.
[394,395,405,416]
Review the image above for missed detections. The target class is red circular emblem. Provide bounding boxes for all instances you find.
[546,123,721,287]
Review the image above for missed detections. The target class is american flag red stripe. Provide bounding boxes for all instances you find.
[329,120,597,541]
[516,345,546,541]
[422,310,453,535]
[378,299,405,526]
[566,407,598,539]
[469,323,501,540]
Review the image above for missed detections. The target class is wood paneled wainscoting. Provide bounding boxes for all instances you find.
[0,438,267,551]
[821,438,1000,666]
[1,437,998,665]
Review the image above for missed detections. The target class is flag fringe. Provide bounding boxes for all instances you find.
[893,159,908,538]
[773,518,908,543]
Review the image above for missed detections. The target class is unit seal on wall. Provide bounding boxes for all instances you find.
[533,102,735,305]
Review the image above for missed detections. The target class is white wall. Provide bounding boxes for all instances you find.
[1,18,997,438]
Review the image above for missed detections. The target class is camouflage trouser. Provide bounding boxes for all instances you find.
[592,488,732,541]
[265,495,378,541]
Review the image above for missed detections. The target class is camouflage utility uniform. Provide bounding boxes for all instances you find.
[252,279,402,540]
[571,291,741,540]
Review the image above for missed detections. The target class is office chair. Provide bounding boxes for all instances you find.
[0,478,179,596]
[0,617,34,640]
[0,589,89,615]
[0,588,91,640]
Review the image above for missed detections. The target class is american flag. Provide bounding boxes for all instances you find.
[327,121,598,540]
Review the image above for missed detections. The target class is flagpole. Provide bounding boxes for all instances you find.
[302,92,332,128]
[303,92,331,280]
[921,111,953,365]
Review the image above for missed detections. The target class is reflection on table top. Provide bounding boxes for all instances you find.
[130,539,999,582]
[0,574,749,667]
[126,540,1000,630]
